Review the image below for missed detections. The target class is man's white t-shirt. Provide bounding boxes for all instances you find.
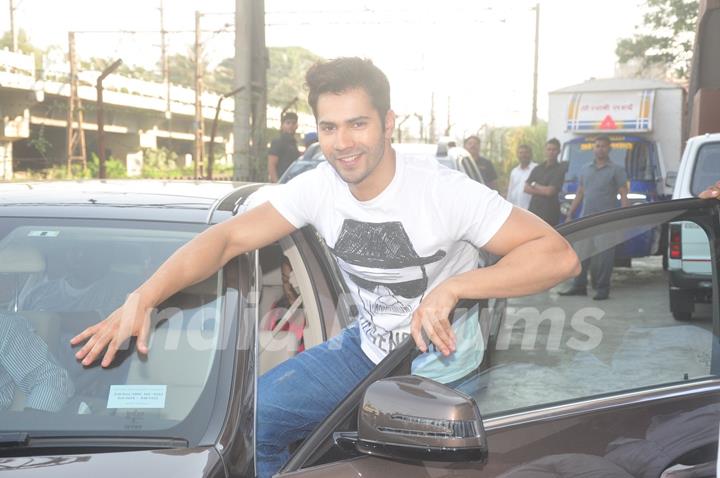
[507,162,537,210]
[269,153,513,364]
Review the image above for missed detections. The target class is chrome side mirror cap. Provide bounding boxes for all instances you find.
[335,375,487,463]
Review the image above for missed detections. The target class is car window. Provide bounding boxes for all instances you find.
[461,156,482,183]
[565,141,632,181]
[279,161,318,183]
[437,158,456,170]
[0,218,234,446]
[434,206,717,417]
[691,142,720,196]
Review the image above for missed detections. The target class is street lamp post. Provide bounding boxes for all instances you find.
[96,58,123,179]
[208,86,245,180]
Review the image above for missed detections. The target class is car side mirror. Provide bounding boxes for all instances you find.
[334,376,488,463]
[666,171,677,188]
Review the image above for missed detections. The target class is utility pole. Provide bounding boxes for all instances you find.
[234,0,253,180]
[531,2,540,126]
[208,86,245,179]
[97,59,123,179]
[429,92,436,143]
[251,0,268,175]
[194,10,204,179]
[445,95,452,136]
[9,0,18,52]
[160,0,172,131]
[414,113,424,142]
[66,32,87,176]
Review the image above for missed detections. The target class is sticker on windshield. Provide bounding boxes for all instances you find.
[107,385,167,409]
[27,230,60,237]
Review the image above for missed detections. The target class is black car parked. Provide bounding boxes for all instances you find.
[0,181,718,477]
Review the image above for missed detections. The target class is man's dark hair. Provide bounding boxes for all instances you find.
[306,57,391,122]
[594,135,611,145]
[546,137,561,149]
[281,111,298,122]
[463,135,481,145]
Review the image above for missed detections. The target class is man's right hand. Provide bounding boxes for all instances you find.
[70,292,153,368]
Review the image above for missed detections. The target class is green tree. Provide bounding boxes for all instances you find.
[164,51,203,88]
[1,29,47,70]
[81,57,160,82]
[482,122,548,192]
[0,29,41,56]
[616,0,699,79]
[267,47,323,113]
[205,57,234,93]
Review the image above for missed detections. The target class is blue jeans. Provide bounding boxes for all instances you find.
[256,325,374,478]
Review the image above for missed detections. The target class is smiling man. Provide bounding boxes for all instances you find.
[71,57,580,478]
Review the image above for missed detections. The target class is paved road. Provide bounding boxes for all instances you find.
[462,256,714,415]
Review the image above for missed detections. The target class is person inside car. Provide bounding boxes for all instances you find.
[0,314,74,412]
[262,256,305,352]
[71,57,581,478]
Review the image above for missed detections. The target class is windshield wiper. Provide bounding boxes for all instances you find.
[0,433,188,451]
[0,433,29,447]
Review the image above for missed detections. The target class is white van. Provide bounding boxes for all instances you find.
[667,133,719,320]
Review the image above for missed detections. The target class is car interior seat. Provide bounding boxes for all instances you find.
[257,244,302,375]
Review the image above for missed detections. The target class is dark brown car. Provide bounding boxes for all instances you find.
[0,182,718,477]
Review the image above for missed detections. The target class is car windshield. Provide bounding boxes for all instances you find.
[0,218,233,445]
[437,158,457,170]
[691,141,720,196]
[280,160,321,183]
[564,140,653,181]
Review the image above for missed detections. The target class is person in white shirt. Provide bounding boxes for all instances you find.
[506,144,537,209]
[71,58,580,478]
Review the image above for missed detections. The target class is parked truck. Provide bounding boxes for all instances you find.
[548,78,686,264]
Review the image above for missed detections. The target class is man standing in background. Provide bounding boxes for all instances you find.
[525,138,566,225]
[560,135,629,300]
[267,112,300,182]
[463,135,498,190]
[506,144,537,209]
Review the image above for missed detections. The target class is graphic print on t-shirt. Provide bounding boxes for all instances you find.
[330,219,446,354]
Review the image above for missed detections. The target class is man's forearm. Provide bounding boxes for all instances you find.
[134,203,296,308]
[567,191,582,217]
[133,222,236,308]
[447,235,579,300]
[524,184,556,197]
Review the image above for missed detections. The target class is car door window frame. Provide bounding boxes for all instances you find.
[276,197,720,475]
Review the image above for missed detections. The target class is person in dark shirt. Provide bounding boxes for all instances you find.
[463,135,498,190]
[525,138,567,226]
[268,112,300,182]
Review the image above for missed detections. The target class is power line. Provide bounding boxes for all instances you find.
[68,29,233,34]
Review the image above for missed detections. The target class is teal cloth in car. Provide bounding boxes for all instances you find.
[411,304,484,384]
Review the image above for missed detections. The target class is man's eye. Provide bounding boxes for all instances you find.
[352,122,366,128]
[320,125,335,132]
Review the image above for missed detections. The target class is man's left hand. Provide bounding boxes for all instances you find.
[699,180,720,199]
[410,280,459,356]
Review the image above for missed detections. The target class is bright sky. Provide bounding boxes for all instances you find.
[4,0,643,133]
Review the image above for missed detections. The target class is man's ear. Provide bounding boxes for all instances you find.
[384,110,396,140]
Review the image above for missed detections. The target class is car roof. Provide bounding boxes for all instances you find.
[0,180,263,223]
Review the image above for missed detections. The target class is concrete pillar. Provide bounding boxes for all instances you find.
[0,141,13,180]
[233,0,253,180]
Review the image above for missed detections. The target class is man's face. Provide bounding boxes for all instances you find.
[545,143,560,162]
[464,137,480,158]
[281,118,298,134]
[594,140,610,161]
[517,146,532,165]
[316,88,394,187]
